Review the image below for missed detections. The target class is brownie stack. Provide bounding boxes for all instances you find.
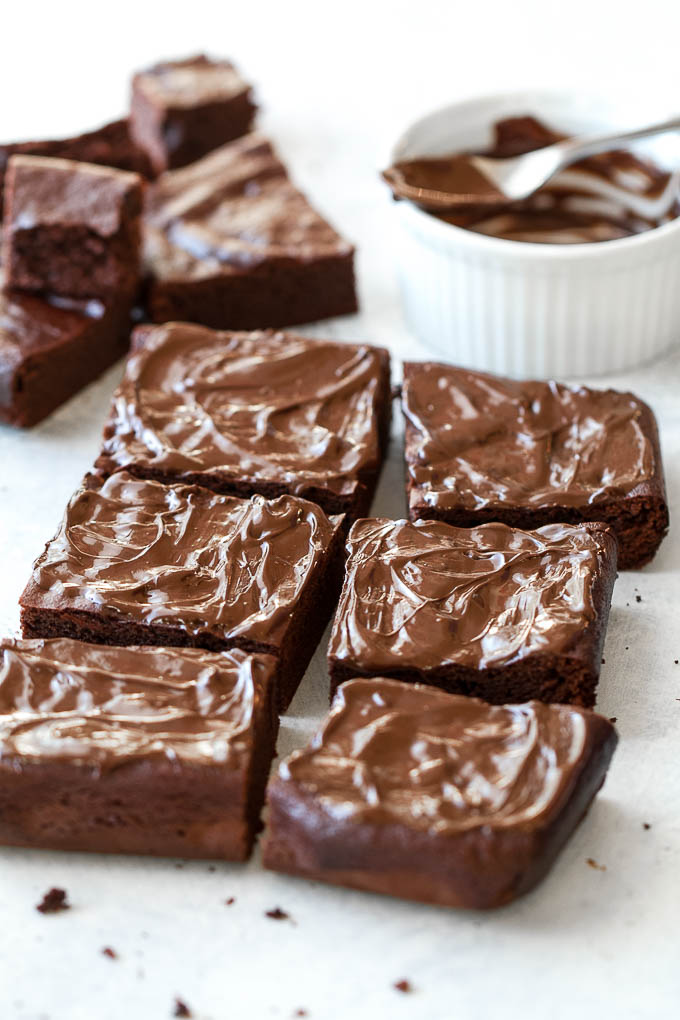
[0,52,671,913]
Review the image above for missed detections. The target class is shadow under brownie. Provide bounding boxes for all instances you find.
[327,517,617,707]
[402,361,669,570]
[95,322,391,521]
[0,638,277,859]
[263,677,618,909]
[143,133,357,329]
[20,472,344,711]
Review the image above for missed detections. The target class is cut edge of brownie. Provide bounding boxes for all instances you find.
[146,250,358,331]
[328,522,618,708]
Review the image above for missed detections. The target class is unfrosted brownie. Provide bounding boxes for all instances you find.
[0,291,130,428]
[2,155,143,301]
[327,517,617,707]
[95,322,391,520]
[0,638,277,859]
[143,133,357,329]
[20,473,344,710]
[130,54,256,174]
[264,678,618,909]
[0,118,152,219]
[402,362,669,569]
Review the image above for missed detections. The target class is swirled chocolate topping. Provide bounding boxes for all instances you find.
[21,472,338,647]
[144,132,353,277]
[328,518,611,673]
[0,638,274,772]
[402,362,657,512]
[279,678,616,832]
[384,115,680,243]
[97,322,388,497]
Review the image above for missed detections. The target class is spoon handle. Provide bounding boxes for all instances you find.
[559,115,680,163]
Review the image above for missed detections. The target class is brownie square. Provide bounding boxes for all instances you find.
[20,473,344,710]
[130,54,256,174]
[2,155,143,302]
[0,291,131,428]
[263,677,618,909]
[402,362,669,569]
[0,638,277,859]
[143,133,357,330]
[95,322,391,520]
[0,118,153,219]
[327,517,618,707]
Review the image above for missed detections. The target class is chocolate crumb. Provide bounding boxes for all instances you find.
[635,594,642,603]
[601,657,605,665]
[674,660,678,665]
[208,865,216,873]
[609,717,617,724]
[173,998,192,1017]
[394,980,413,993]
[586,857,606,872]
[36,888,70,914]
[101,946,117,959]
[265,907,289,921]
[625,646,629,651]
[225,897,236,906]
[174,862,184,870]
[293,1011,308,1018]
[643,822,651,830]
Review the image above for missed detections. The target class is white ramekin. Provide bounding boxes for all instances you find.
[389,90,680,378]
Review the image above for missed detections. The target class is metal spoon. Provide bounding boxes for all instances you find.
[389,114,680,215]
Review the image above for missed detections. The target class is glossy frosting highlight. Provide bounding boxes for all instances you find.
[328,518,607,672]
[144,133,353,279]
[98,322,386,495]
[280,678,612,833]
[0,638,273,772]
[24,472,337,647]
[403,362,655,512]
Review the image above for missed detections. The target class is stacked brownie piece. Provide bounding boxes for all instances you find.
[0,154,143,426]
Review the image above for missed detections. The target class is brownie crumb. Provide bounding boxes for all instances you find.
[609,717,617,724]
[101,946,118,960]
[265,907,290,921]
[225,897,236,906]
[674,660,678,665]
[635,594,642,603]
[208,865,216,873]
[174,862,184,870]
[36,887,70,914]
[643,822,652,830]
[601,657,605,665]
[293,1011,308,1018]
[586,857,606,872]
[173,998,192,1017]
[394,980,413,994]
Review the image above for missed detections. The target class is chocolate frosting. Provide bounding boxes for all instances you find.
[135,55,251,108]
[0,638,273,773]
[402,362,656,512]
[143,133,353,278]
[328,518,610,672]
[279,678,615,832]
[6,155,141,237]
[385,115,679,243]
[22,472,338,647]
[98,322,386,495]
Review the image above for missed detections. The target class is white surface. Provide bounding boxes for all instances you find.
[391,91,680,377]
[1,2,679,1018]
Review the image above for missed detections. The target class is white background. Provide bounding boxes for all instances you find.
[1,2,679,1018]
